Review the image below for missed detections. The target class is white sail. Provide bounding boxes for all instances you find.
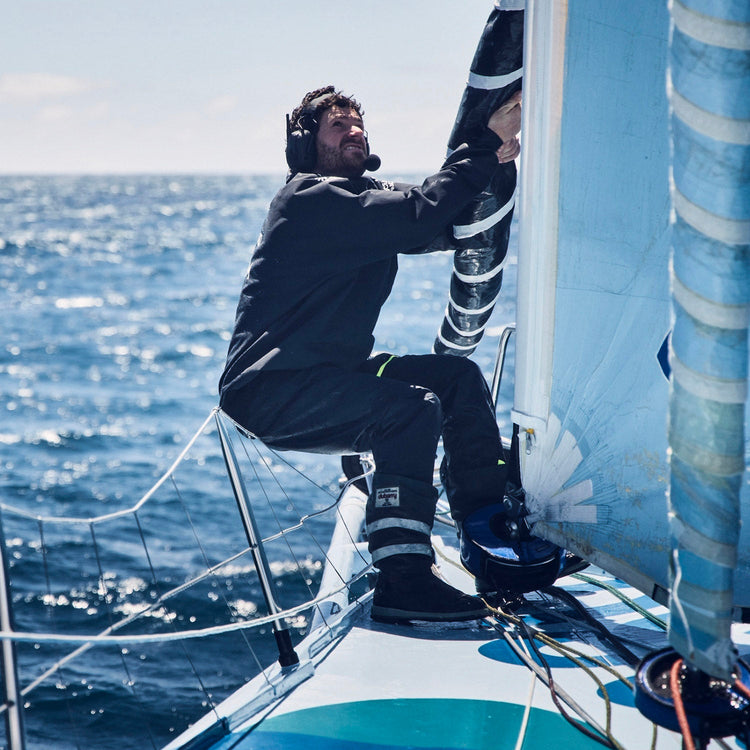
[514,0,674,597]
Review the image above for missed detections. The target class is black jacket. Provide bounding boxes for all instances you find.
[219,130,502,397]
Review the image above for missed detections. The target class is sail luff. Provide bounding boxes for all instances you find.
[667,0,750,681]
[512,0,567,434]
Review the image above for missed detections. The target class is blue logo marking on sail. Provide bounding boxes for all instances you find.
[657,332,670,380]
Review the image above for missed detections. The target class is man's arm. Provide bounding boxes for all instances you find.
[283,135,502,266]
[278,96,523,271]
[402,91,523,255]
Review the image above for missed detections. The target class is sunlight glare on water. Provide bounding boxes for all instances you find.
[0,174,517,749]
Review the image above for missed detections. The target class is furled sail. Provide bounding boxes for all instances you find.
[433,0,523,356]
[667,0,750,681]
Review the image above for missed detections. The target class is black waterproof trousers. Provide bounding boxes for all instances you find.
[221,353,507,567]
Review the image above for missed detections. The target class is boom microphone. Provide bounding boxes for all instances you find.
[363,153,381,172]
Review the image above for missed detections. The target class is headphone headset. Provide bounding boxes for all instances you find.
[284,109,320,174]
[285,94,379,174]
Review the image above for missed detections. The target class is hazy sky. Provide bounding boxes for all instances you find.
[1,1,496,175]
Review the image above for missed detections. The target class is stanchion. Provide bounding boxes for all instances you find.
[215,411,299,668]
[0,507,26,749]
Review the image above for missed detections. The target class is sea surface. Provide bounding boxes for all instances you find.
[0,174,517,749]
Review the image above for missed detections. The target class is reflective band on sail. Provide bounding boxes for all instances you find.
[435,331,479,352]
[672,0,750,50]
[671,89,750,145]
[366,518,432,536]
[371,543,433,564]
[670,517,738,568]
[452,256,508,285]
[453,191,516,239]
[673,189,750,246]
[676,586,735,618]
[671,432,746,478]
[444,309,492,337]
[672,274,750,330]
[447,291,502,317]
[468,68,523,90]
[670,355,748,405]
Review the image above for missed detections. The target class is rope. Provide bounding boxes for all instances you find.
[487,601,627,750]
[431,543,659,750]
[513,672,535,750]
[670,658,696,750]
[571,572,668,631]
[734,676,750,702]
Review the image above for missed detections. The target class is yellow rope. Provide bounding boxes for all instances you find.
[431,543,659,749]
[485,600,626,750]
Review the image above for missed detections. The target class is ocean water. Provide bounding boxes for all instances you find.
[0,174,517,749]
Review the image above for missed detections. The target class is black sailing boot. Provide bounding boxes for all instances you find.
[371,554,488,623]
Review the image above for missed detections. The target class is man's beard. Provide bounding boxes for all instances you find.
[316,143,366,178]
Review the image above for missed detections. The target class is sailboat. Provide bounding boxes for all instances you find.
[2,1,750,748]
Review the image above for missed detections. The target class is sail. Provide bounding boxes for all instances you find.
[513,0,750,626]
[513,0,673,597]
[666,0,750,680]
[433,1,523,356]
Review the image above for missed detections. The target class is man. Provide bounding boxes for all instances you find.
[219,85,521,622]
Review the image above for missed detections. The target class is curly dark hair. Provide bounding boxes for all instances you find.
[289,86,364,133]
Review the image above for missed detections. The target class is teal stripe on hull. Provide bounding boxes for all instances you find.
[213,699,614,749]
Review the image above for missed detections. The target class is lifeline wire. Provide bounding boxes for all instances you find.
[234,417,373,632]
[0,411,373,735]
[0,566,372,646]
[0,409,218,525]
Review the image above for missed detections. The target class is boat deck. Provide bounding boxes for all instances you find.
[166,536,746,750]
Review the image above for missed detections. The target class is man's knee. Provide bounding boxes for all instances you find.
[376,386,442,441]
[438,354,485,386]
[367,387,442,483]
